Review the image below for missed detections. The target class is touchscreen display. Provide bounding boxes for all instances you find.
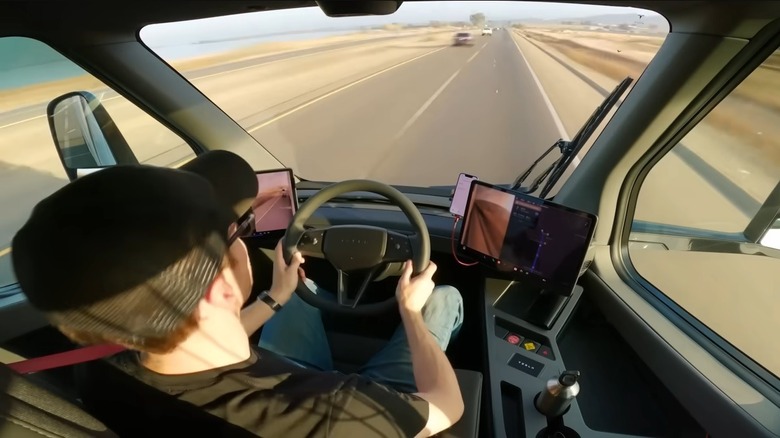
[459,181,596,291]
[252,169,297,237]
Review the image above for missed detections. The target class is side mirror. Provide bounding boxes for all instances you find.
[46,91,138,181]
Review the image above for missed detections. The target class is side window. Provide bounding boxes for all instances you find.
[0,37,196,288]
[629,48,780,378]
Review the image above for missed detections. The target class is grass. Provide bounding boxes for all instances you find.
[525,30,780,112]
[523,31,649,81]
[0,76,106,113]
[1,29,437,112]
[703,105,780,162]
[732,65,780,113]
[522,30,780,166]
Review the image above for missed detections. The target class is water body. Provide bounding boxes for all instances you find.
[0,29,354,90]
[150,29,355,60]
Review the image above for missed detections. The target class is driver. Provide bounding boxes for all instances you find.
[11,150,465,437]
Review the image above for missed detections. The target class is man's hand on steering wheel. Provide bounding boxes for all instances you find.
[283,179,431,315]
[268,240,305,306]
[396,260,437,314]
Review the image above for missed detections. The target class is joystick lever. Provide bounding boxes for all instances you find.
[535,370,580,418]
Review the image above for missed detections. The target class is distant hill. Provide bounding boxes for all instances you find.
[566,13,668,28]
[509,12,669,33]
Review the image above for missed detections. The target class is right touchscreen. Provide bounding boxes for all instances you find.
[459,181,597,292]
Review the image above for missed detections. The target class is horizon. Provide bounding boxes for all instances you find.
[142,1,664,46]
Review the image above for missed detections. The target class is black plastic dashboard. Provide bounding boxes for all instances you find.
[295,188,461,247]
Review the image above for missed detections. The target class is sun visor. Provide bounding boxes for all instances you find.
[315,1,402,17]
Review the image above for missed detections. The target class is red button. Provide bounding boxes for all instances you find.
[536,345,555,360]
[504,333,522,345]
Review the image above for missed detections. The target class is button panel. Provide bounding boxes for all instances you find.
[385,234,412,261]
[496,319,555,361]
[508,353,544,377]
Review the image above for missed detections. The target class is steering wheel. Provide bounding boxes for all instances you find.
[282,179,430,315]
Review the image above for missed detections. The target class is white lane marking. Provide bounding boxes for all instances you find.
[198,32,452,81]
[0,247,9,258]
[1,115,44,129]
[195,32,446,81]
[2,95,122,130]
[250,46,448,132]
[197,43,361,81]
[509,33,578,165]
[394,68,462,141]
[467,45,484,63]
[172,156,195,168]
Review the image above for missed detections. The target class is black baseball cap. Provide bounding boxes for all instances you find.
[11,150,258,347]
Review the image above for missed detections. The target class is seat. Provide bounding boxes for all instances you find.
[328,331,483,438]
[1,333,481,438]
[441,369,483,438]
[74,360,256,437]
[0,362,117,438]
[76,355,483,438]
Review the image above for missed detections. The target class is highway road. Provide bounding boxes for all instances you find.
[251,29,565,186]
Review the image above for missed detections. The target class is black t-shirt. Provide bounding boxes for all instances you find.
[100,347,429,437]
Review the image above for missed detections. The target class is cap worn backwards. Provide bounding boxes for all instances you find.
[11,150,258,347]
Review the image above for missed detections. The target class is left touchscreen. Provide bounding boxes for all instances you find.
[251,168,298,239]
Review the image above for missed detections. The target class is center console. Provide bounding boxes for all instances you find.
[454,181,603,437]
[483,277,586,438]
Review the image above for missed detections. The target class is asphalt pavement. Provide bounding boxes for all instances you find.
[252,30,563,186]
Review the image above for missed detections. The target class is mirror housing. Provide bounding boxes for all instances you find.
[315,1,402,17]
[46,91,138,181]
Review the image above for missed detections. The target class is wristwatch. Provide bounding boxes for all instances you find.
[257,290,282,312]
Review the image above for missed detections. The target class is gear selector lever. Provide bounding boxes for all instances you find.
[535,370,581,418]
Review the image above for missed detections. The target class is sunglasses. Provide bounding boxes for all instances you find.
[227,210,255,246]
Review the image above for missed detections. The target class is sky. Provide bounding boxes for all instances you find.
[141,1,661,45]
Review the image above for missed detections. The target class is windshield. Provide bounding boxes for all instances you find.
[140,1,666,188]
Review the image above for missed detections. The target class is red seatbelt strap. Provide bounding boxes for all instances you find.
[6,344,127,374]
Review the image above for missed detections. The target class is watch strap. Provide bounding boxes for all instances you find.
[257,290,282,312]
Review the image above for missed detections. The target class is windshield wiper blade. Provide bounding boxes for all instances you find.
[511,138,569,193]
[511,76,634,198]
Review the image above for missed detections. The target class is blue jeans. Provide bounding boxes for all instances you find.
[258,278,464,393]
